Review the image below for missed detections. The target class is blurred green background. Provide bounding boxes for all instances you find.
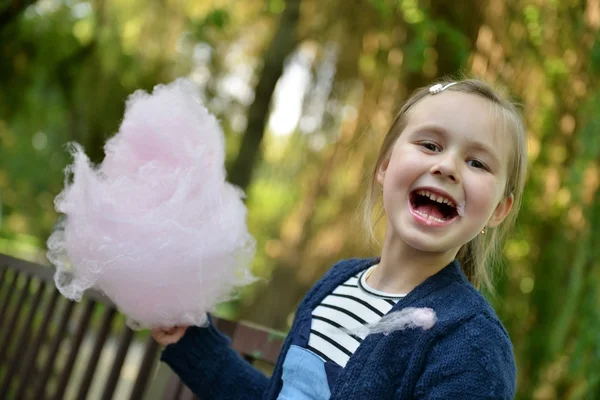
[1,0,599,398]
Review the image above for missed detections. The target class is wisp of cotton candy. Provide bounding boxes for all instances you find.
[47,79,256,329]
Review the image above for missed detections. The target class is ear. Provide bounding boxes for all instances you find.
[487,194,514,228]
[376,159,390,186]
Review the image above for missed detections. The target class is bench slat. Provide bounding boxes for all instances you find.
[0,275,32,363]
[101,326,135,400]
[0,255,286,400]
[53,299,96,399]
[0,270,18,323]
[181,383,198,400]
[32,298,76,398]
[130,336,160,400]
[0,254,116,307]
[162,371,185,399]
[14,287,61,398]
[0,279,46,397]
[76,306,116,400]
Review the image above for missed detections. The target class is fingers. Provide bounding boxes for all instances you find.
[151,325,189,346]
[163,327,178,335]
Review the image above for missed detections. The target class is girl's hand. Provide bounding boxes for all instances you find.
[151,326,189,346]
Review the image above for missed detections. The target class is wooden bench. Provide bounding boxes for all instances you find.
[0,253,284,399]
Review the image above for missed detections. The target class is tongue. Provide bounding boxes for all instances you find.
[415,204,445,219]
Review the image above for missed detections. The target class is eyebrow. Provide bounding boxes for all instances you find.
[411,123,502,166]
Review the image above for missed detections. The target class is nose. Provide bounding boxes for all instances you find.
[430,155,460,183]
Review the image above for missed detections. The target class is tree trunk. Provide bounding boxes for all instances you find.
[227,0,301,191]
[429,1,484,78]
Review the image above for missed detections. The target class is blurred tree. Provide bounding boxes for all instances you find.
[228,0,301,191]
[470,1,600,397]
[240,0,483,332]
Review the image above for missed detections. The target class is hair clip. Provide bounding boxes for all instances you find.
[429,82,458,95]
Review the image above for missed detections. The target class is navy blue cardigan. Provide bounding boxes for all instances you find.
[161,258,516,399]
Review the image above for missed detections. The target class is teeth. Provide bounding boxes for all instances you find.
[414,209,447,223]
[416,189,455,207]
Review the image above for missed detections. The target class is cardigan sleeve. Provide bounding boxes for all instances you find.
[409,314,516,400]
[160,323,269,399]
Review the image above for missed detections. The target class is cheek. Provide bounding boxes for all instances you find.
[383,164,411,196]
[382,161,411,207]
[385,148,422,183]
[465,175,505,215]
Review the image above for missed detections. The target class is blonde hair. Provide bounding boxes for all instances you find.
[362,78,527,292]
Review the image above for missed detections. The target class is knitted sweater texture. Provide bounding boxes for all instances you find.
[161,258,516,399]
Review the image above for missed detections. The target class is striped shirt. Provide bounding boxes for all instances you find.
[307,265,405,367]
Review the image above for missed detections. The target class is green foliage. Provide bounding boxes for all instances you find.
[365,0,395,18]
[524,5,543,47]
[268,0,286,15]
[190,8,231,42]
[398,0,425,24]
[591,38,600,70]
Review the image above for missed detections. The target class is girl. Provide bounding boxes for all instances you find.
[152,79,527,399]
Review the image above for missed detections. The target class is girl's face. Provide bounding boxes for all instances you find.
[377,91,513,255]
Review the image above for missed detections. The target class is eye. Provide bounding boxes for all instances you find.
[420,142,441,152]
[467,159,490,171]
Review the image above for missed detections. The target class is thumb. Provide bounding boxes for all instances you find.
[163,327,179,335]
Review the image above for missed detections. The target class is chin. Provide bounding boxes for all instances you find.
[390,225,449,253]
[396,217,464,251]
[404,236,452,253]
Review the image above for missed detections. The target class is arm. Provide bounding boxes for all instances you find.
[410,314,516,400]
[160,323,269,399]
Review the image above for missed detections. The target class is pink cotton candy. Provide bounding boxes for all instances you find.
[348,307,437,337]
[47,79,256,330]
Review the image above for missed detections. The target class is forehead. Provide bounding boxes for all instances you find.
[405,91,511,157]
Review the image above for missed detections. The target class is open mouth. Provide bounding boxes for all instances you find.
[409,189,459,225]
